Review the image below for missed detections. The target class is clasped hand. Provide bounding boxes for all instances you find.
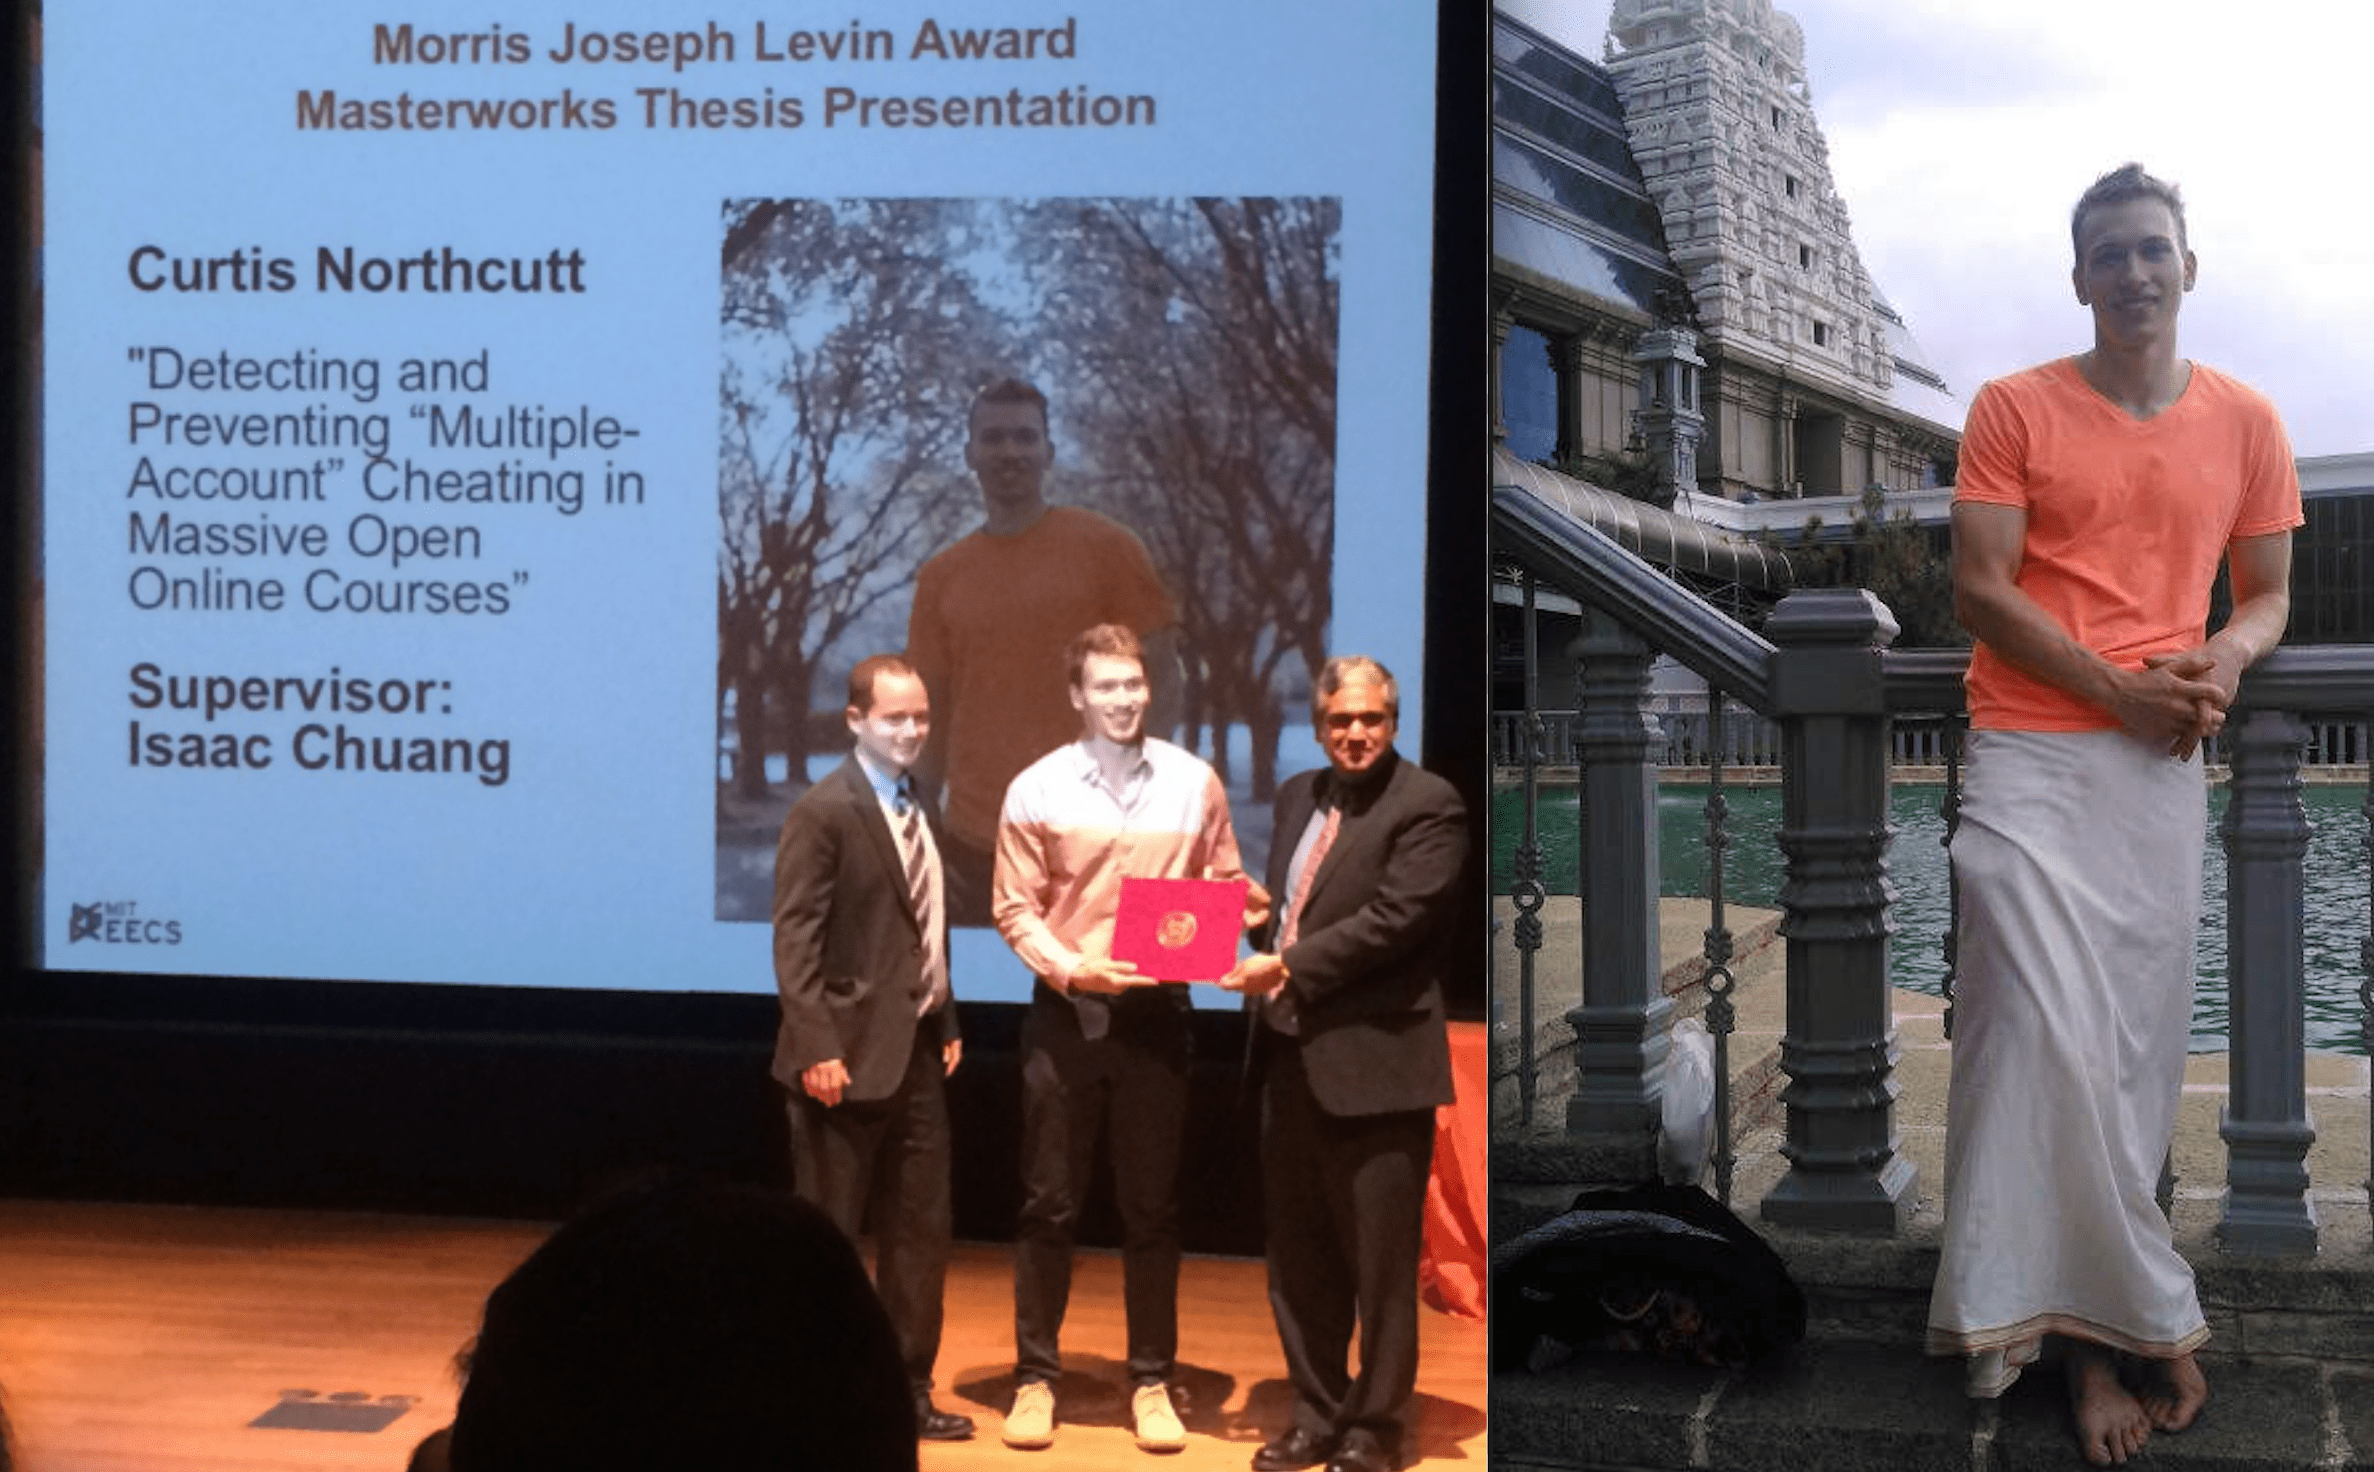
[2127,646,2238,759]
[800,1057,851,1107]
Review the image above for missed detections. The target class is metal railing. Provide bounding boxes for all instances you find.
[1493,708,2374,773]
[1492,483,2374,1247]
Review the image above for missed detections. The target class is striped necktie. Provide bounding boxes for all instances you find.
[1280,803,1341,951]
[1268,802,1341,1035]
[894,785,939,1009]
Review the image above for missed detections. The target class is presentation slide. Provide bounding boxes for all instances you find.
[39,2,1443,1002]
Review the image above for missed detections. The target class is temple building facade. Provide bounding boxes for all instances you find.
[1493,1,1960,509]
[1490,0,2374,703]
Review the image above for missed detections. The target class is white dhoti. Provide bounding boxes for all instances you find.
[1925,729,2210,1394]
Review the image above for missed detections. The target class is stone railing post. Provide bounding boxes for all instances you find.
[2217,706,2318,1254]
[1761,588,1918,1233]
[1563,609,1671,1177]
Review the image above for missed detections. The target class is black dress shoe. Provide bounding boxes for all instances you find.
[1324,1431,1394,1472]
[1251,1426,1336,1471]
[914,1399,975,1442]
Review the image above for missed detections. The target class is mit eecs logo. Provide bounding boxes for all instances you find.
[68,900,183,946]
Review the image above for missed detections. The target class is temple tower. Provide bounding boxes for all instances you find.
[1604,0,1895,408]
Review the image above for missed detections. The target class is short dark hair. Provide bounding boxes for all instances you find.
[968,376,1050,437]
[1065,622,1145,688]
[2071,163,2186,262]
[1311,655,1398,722]
[846,653,920,715]
[447,1174,915,1472]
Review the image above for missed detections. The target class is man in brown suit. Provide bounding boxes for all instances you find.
[772,653,971,1442]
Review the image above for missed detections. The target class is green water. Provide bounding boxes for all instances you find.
[1491,782,2373,1055]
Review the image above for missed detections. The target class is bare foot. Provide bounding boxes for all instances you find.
[2065,1343,2151,1466]
[2137,1351,2209,1432]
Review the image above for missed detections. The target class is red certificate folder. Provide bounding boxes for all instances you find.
[1112,876,1249,982]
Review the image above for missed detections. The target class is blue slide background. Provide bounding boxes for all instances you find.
[40,1,1441,998]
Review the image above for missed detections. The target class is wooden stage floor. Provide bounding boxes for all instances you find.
[0,1199,1486,1471]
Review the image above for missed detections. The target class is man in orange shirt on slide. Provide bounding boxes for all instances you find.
[1926,164,2301,1467]
[907,377,1181,927]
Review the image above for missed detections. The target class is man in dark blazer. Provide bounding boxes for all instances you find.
[772,652,972,1443]
[1222,655,1466,1472]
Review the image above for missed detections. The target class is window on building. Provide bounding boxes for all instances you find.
[2293,492,2374,642]
[1798,243,1813,269]
[1501,322,1560,464]
[1785,174,1799,199]
[1812,320,1830,347]
[1770,104,1782,128]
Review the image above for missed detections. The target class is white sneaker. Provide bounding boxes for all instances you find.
[1002,1380,1056,1450]
[1131,1382,1186,1453]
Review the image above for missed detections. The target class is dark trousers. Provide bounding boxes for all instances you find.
[943,829,996,929]
[786,1022,953,1393]
[1261,1041,1436,1455]
[1013,983,1190,1386]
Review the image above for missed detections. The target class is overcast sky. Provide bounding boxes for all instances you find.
[1496,0,2372,458]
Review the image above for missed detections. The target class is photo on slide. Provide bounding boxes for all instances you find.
[713,196,1342,925]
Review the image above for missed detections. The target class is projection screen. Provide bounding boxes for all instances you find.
[37,2,1445,1004]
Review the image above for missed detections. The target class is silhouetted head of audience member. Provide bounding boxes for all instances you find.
[443,1173,916,1472]
[405,1424,450,1472]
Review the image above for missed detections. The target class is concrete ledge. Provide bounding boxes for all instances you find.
[1705,1341,1974,1472]
[1490,897,1786,1089]
[1494,1341,2374,1471]
[1493,1131,1663,1188]
[1495,1187,2374,1366]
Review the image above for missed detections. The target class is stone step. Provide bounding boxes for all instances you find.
[1498,988,2374,1361]
[1744,1197,2374,1364]
[1494,1339,2374,1472]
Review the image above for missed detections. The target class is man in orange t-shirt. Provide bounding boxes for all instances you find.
[1928,164,2300,1468]
[907,377,1181,925]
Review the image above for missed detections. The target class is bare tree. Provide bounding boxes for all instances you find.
[718,199,1011,797]
[1019,197,1340,797]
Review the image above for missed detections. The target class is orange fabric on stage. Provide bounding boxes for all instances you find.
[1419,1020,1487,1320]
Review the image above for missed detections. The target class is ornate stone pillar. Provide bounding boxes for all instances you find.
[1760,588,1918,1233]
[1563,610,1670,1177]
[1630,326,1706,504]
[2218,707,2319,1254]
